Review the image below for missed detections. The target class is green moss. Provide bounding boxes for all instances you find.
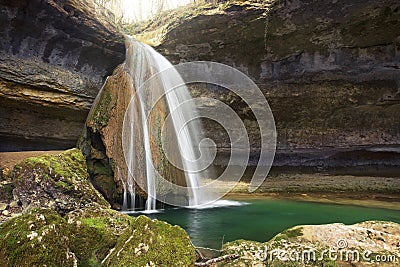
[55,181,72,190]
[222,239,264,256]
[14,149,88,189]
[0,208,135,267]
[65,208,135,266]
[1,202,195,266]
[81,217,108,231]
[106,215,196,267]
[10,149,110,214]
[0,183,14,201]
[282,226,304,238]
[0,209,76,266]
[88,84,115,132]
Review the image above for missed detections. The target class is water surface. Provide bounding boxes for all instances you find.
[145,199,400,249]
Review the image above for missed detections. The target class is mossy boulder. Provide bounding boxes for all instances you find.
[0,209,77,266]
[66,208,133,266]
[104,215,196,267]
[221,221,400,267]
[0,208,196,266]
[221,239,265,266]
[10,149,110,215]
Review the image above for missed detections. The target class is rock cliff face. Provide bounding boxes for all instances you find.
[145,0,400,168]
[0,0,124,151]
[2,0,399,170]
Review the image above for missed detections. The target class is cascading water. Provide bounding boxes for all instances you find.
[121,36,213,211]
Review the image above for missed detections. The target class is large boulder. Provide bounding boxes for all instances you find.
[222,221,400,266]
[78,52,187,208]
[9,149,110,215]
[77,65,132,207]
[0,209,79,266]
[0,207,196,266]
[103,215,196,266]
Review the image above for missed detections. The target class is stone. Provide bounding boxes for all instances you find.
[0,0,124,151]
[222,221,400,266]
[78,64,187,206]
[1,210,9,216]
[9,149,110,215]
[78,65,133,205]
[104,215,196,267]
[9,201,19,208]
[0,182,14,203]
[0,208,196,267]
[0,202,7,211]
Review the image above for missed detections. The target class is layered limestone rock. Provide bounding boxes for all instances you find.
[137,0,400,169]
[2,0,399,170]
[0,0,124,151]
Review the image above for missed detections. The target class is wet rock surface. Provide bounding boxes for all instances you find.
[78,65,132,207]
[78,61,189,208]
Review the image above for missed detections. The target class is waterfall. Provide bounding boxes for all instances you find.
[122,36,211,211]
[118,167,128,210]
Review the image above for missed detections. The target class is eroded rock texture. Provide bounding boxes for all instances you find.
[146,0,400,168]
[0,0,124,151]
[9,149,110,215]
[222,221,400,266]
[78,62,188,208]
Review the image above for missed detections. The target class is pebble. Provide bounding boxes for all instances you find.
[9,201,19,208]
[0,202,8,211]
[2,210,10,216]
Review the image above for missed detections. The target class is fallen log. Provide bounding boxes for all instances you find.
[195,254,239,266]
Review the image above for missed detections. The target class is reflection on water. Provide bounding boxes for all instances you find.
[141,199,400,249]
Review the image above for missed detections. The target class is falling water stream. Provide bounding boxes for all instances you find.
[121,36,212,211]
